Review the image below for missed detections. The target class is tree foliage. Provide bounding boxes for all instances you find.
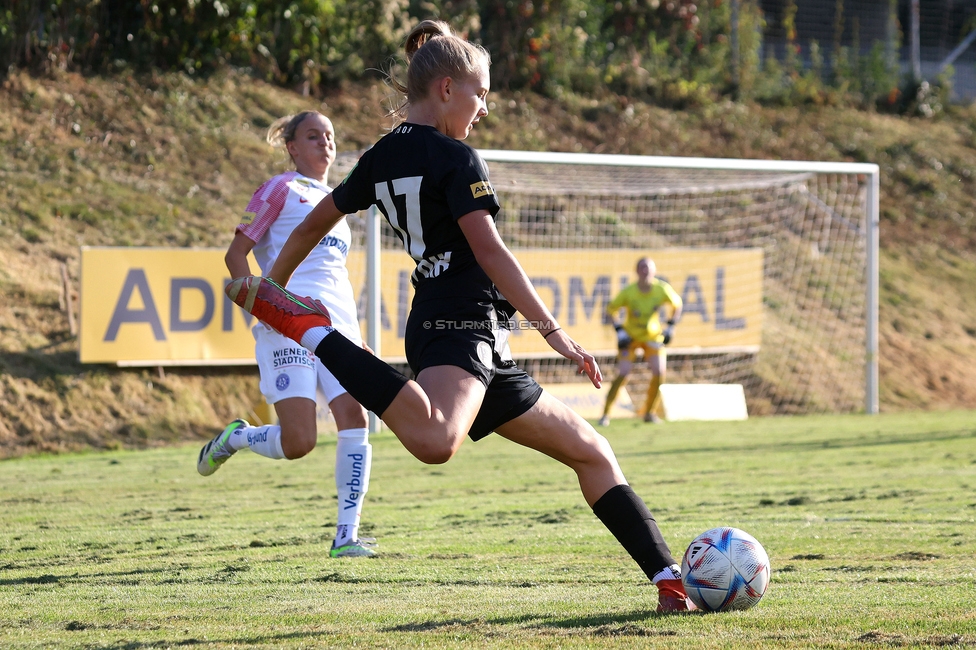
[0,0,936,110]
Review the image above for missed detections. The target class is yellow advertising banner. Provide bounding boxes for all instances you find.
[80,247,261,364]
[80,247,762,365]
[344,248,763,360]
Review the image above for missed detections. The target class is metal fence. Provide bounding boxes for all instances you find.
[759,0,976,100]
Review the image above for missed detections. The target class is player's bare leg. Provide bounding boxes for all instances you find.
[275,397,318,458]
[601,357,633,426]
[495,391,625,505]
[643,352,666,423]
[380,365,486,464]
[226,276,484,463]
[496,392,695,612]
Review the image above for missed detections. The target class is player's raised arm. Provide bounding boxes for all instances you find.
[268,192,346,286]
[458,209,602,388]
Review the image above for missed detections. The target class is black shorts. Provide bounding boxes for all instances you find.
[405,296,543,441]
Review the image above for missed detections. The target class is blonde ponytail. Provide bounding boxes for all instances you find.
[386,20,490,117]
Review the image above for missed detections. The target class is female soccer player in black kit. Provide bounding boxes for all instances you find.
[226,19,696,612]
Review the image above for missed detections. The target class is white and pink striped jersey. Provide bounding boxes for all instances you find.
[237,171,360,342]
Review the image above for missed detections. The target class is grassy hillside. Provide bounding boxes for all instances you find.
[2,68,975,457]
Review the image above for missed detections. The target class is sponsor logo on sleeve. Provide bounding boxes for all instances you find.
[241,211,255,225]
[470,180,494,199]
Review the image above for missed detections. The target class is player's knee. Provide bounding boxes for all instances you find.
[408,429,463,465]
[592,429,612,450]
[583,430,616,465]
[280,427,317,459]
[412,442,456,465]
[283,440,315,460]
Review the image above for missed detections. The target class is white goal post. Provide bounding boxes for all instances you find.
[346,150,879,418]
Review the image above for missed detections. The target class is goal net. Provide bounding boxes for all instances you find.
[335,151,879,416]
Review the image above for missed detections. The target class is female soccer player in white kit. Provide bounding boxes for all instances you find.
[197,111,376,558]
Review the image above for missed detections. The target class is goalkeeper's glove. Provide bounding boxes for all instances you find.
[613,323,632,349]
[662,319,675,345]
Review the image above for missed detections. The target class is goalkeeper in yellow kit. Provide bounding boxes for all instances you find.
[599,257,682,426]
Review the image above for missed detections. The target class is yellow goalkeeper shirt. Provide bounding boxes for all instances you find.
[606,279,682,343]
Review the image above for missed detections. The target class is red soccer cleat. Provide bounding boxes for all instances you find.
[225,276,332,343]
[656,578,698,613]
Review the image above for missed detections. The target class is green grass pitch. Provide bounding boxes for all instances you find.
[1,411,974,648]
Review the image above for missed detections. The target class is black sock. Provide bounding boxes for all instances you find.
[592,484,677,582]
[314,332,409,417]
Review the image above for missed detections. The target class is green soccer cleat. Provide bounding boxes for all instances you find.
[197,419,248,476]
[330,539,377,558]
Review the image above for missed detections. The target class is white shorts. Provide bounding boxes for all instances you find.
[253,293,362,406]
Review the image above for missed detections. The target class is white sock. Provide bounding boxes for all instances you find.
[300,326,334,353]
[334,524,352,547]
[334,428,370,546]
[651,564,682,584]
[227,424,252,451]
[232,424,285,460]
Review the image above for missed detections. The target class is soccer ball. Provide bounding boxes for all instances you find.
[681,527,771,612]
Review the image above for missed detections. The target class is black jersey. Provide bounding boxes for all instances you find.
[332,123,543,432]
[331,123,502,302]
